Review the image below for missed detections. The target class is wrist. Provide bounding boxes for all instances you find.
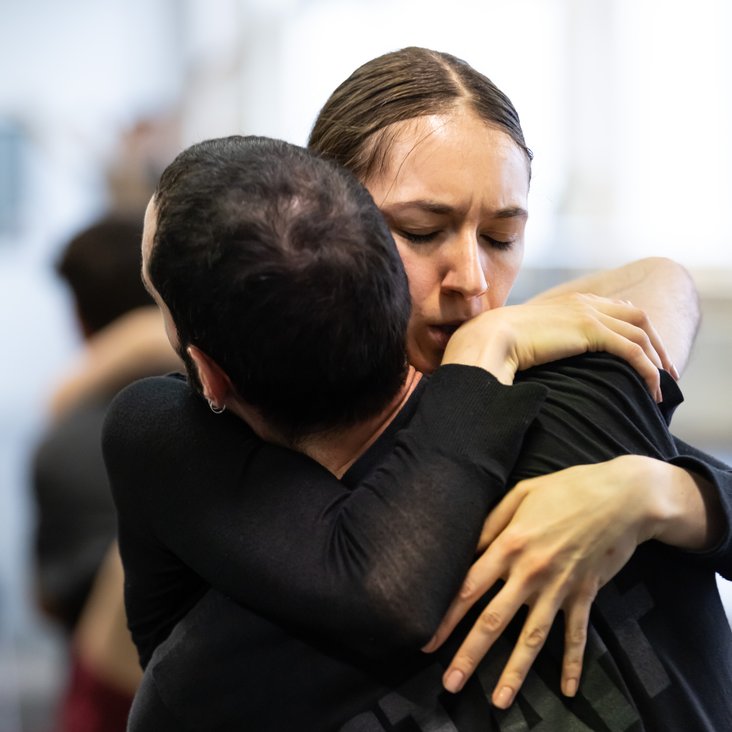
[634,457,721,550]
[441,313,518,385]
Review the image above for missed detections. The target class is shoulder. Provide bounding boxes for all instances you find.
[516,353,683,424]
[107,372,192,421]
[103,373,255,468]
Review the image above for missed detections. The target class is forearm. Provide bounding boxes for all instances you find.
[666,440,732,577]
[529,257,700,373]
[106,370,547,655]
[217,368,545,651]
[511,355,730,561]
[622,456,724,552]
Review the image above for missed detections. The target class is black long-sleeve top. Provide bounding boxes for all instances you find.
[117,354,732,731]
[104,365,547,666]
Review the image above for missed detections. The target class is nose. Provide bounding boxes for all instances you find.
[440,235,489,300]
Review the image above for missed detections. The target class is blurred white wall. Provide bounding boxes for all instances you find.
[175,0,732,271]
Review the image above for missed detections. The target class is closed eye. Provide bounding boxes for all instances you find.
[484,236,515,251]
[398,229,516,250]
[398,230,440,245]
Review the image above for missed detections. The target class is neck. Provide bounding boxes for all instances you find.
[298,366,422,478]
[227,367,422,478]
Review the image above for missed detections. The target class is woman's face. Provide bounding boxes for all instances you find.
[364,110,530,374]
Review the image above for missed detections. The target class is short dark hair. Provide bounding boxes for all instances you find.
[56,217,152,336]
[149,135,411,440]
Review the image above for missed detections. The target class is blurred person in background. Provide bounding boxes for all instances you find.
[30,216,180,732]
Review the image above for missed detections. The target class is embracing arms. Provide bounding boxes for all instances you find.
[529,256,699,374]
[106,366,545,662]
[107,257,717,673]
[426,355,731,707]
[105,289,672,663]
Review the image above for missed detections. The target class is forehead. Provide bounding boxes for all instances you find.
[365,111,530,210]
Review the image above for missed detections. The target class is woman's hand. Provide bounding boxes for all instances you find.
[441,293,675,400]
[528,257,699,374]
[422,455,718,709]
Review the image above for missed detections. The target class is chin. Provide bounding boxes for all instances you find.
[407,346,441,375]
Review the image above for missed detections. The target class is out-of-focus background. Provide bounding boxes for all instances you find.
[1,0,730,729]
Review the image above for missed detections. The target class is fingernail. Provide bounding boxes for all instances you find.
[564,677,578,697]
[421,636,437,653]
[444,669,465,693]
[670,363,680,380]
[493,685,514,709]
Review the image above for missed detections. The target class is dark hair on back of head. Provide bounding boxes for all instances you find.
[56,217,151,336]
[149,135,411,441]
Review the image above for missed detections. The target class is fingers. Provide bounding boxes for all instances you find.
[423,548,506,653]
[488,594,563,709]
[441,581,528,694]
[591,324,662,401]
[442,586,593,710]
[560,591,594,698]
[425,486,532,652]
[615,299,676,378]
[586,294,676,380]
[603,313,664,371]
[478,484,527,551]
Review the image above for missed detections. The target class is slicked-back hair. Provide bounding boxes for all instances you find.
[149,135,411,441]
[308,46,532,184]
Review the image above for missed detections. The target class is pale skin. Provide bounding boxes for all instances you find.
[362,107,719,708]
[139,115,715,708]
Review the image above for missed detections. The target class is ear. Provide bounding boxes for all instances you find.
[187,345,233,408]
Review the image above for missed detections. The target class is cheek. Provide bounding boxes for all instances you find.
[483,247,524,306]
[396,243,440,313]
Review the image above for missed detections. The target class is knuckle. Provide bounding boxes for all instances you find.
[566,623,587,647]
[575,580,599,603]
[635,329,652,348]
[478,608,504,634]
[522,623,549,649]
[627,341,646,360]
[460,576,478,599]
[563,656,583,677]
[454,652,478,671]
[501,668,527,689]
[497,529,528,558]
[523,555,553,582]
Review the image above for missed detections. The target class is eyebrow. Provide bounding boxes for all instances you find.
[383,200,528,220]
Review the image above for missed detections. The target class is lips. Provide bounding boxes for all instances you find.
[426,321,464,350]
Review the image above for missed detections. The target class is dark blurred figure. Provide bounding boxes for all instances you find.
[30,216,180,732]
[33,217,152,631]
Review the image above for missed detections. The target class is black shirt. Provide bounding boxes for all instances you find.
[105,355,732,730]
[105,365,547,666]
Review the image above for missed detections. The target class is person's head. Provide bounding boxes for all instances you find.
[309,47,532,372]
[142,135,411,443]
[56,217,152,338]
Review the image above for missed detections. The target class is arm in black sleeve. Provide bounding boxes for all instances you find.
[665,437,732,578]
[104,365,546,656]
[512,354,732,570]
